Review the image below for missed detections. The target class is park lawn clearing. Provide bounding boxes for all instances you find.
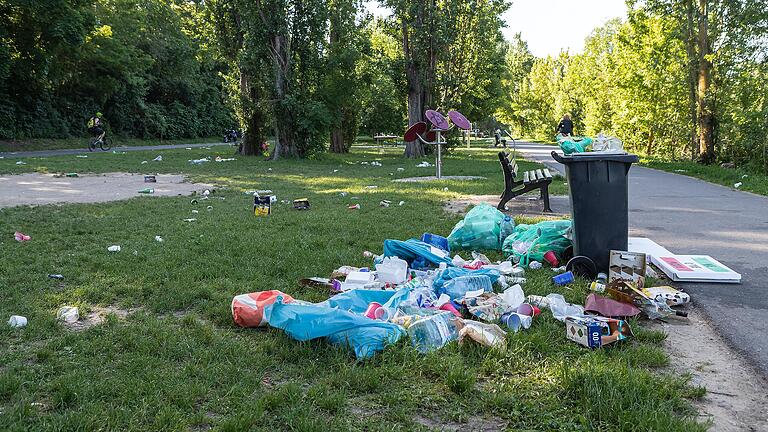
[0,147,706,431]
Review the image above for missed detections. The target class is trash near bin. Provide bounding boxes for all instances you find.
[551,151,639,274]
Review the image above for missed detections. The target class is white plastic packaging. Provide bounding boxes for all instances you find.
[375,256,408,284]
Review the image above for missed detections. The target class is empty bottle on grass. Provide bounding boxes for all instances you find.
[408,312,460,353]
[499,216,515,244]
[439,274,492,301]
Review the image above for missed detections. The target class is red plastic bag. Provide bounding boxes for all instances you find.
[232,290,294,327]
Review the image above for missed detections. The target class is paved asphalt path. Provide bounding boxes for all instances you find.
[516,142,768,377]
[0,141,231,158]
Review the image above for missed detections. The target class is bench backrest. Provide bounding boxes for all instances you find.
[498,151,518,179]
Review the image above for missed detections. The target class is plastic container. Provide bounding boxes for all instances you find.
[8,315,27,328]
[408,312,460,353]
[551,151,638,271]
[421,233,449,252]
[438,274,493,301]
[553,271,575,286]
[375,256,408,284]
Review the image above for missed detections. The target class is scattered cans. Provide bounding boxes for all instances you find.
[107,245,121,252]
[348,204,361,210]
[47,274,65,280]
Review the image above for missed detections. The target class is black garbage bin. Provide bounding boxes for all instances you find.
[551,151,639,273]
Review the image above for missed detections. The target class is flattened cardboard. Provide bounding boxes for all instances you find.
[609,250,647,288]
[628,237,741,283]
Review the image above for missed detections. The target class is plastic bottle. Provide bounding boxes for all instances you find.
[499,216,515,245]
[439,275,493,301]
[408,312,460,353]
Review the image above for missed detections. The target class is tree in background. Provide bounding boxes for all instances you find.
[385,0,508,158]
[0,0,234,141]
[495,34,534,136]
[325,0,366,154]
[357,19,407,138]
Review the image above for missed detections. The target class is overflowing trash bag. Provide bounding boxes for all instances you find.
[502,220,572,266]
[557,134,594,155]
[383,239,453,269]
[447,204,511,251]
[256,288,411,359]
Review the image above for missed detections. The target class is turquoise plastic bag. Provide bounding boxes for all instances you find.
[448,204,506,251]
[383,239,453,269]
[263,288,410,359]
[502,220,572,266]
[557,135,594,155]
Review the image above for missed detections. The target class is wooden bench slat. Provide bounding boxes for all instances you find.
[523,171,530,183]
[536,169,544,181]
[543,168,552,179]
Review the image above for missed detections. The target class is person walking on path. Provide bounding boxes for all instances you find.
[556,114,573,136]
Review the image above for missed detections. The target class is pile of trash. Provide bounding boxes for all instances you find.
[230,203,691,358]
[557,133,624,155]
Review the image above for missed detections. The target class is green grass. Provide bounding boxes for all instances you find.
[0,136,223,152]
[641,158,768,197]
[0,146,706,431]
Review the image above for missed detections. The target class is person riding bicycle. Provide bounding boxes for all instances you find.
[87,112,105,141]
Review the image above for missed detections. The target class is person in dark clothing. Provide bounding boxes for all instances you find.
[556,114,574,136]
[494,128,502,147]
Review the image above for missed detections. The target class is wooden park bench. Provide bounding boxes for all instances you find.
[497,151,553,212]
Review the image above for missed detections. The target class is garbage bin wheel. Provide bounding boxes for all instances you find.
[566,256,597,280]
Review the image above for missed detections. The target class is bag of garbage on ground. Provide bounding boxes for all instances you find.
[447,203,510,252]
[502,220,572,267]
[557,134,594,155]
[431,267,501,300]
[233,288,410,359]
[382,239,453,269]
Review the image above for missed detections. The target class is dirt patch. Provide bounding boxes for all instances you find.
[652,307,768,431]
[62,306,139,331]
[445,194,570,218]
[412,414,507,431]
[0,172,213,208]
[394,176,486,182]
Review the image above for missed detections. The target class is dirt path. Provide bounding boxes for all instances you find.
[0,172,213,208]
[655,309,768,431]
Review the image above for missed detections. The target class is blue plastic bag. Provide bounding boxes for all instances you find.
[263,288,410,359]
[383,239,453,269]
[432,267,501,292]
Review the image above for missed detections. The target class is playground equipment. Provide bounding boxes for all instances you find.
[404,110,472,179]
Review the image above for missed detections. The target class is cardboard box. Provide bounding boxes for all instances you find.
[254,195,272,216]
[628,237,741,283]
[566,316,634,348]
[609,250,647,288]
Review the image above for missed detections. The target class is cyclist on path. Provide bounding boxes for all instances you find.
[87,112,105,141]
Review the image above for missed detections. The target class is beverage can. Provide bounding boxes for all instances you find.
[590,281,606,293]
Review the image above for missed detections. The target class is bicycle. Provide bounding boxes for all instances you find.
[88,134,112,152]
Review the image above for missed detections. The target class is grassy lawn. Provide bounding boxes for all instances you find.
[641,158,768,197]
[0,136,224,153]
[0,147,706,431]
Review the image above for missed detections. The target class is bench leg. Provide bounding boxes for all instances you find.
[541,183,552,213]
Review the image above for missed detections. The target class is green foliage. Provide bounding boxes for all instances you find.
[0,0,234,140]
[497,2,768,173]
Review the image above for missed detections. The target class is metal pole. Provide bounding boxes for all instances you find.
[435,130,442,179]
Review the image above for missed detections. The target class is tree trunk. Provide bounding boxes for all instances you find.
[238,68,263,156]
[696,0,715,163]
[646,128,655,156]
[269,33,296,160]
[685,0,699,160]
[402,20,425,158]
[330,128,346,153]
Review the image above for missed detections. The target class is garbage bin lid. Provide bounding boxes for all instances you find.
[551,151,639,164]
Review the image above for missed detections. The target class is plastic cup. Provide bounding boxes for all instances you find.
[364,302,384,319]
[8,315,27,328]
[543,251,559,267]
[501,312,532,332]
[439,302,462,318]
[552,271,575,286]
